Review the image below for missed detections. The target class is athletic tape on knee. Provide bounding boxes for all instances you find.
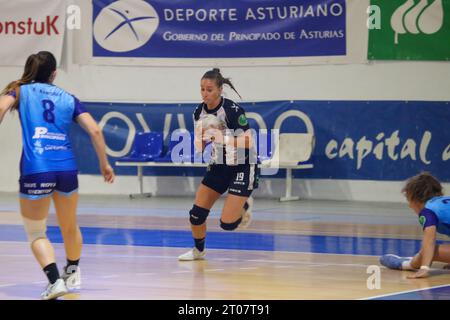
[189,205,210,225]
[22,216,47,243]
[220,217,242,231]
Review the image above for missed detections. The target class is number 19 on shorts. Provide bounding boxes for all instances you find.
[236,172,245,181]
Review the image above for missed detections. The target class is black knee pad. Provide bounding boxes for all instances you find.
[189,205,210,225]
[220,217,242,231]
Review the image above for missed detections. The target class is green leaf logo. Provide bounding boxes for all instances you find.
[238,114,248,126]
[419,215,426,227]
[391,0,444,44]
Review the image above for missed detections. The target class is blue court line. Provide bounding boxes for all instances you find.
[2,224,449,256]
[369,285,450,300]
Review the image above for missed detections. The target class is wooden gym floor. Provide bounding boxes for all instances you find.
[0,193,449,300]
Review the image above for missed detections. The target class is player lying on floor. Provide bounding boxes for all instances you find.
[380,172,450,279]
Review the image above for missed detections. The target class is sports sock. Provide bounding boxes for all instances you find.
[194,237,205,252]
[43,263,60,284]
[65,259,79,274]
[401,259,415,270]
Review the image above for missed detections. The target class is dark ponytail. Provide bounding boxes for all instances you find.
[1,51,57,111]
[202,68,242,99]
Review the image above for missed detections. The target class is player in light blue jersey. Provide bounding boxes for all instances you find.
[0,51,115,299]
[380,172,450,278]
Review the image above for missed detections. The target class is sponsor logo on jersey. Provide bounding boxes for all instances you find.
[419,215,426,227]
[238,114,248,126]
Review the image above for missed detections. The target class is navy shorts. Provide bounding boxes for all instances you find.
[202,164,259,197]
[19,171,78,200]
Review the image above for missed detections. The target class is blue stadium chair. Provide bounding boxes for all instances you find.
[154,130,192,163]
[151,130,214,164]
[118,132,163,162]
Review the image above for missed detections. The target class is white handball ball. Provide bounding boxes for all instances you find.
[199,114,221,129]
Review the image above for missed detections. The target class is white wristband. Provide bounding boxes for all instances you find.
[420,266,430,270]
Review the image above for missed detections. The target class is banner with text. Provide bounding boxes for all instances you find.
[93,0,346,58]
[70,100,450,182]
[87,0,368,65]
[0,0,66,66]
[368,0,450,60]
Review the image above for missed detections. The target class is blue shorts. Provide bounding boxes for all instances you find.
[19,171,78,200]
[202,164,259,197]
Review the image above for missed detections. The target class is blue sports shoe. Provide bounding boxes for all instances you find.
[379,254,410,270]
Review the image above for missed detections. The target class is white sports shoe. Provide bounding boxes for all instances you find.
[238,196,253,229]
[41,279,68,300]
[178,248,206,261]
[62,266,81,290]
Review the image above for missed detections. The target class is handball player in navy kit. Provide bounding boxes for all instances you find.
[178,68,259,261]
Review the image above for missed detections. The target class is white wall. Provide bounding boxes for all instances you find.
[1,1,449,202]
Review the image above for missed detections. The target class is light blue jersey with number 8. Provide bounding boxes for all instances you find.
[18,83,86,176]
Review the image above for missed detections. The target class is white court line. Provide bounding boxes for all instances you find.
[273,264,330,268]
[135,273,156,276]
[0,241,429,258]
[0,252,373,269]
[274,265,293,268]
[171,271,192,274]
[32,281,47,285]
[204,269,224,272]
[0,254,32,257]
[0,284,16,288]
[239,267,259,270]
[359,284,450,300]
[246,258,370,268]
[100,275,119,279]
[0,240,383,269]
[243,229,423,240]
[0,253,373,268]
